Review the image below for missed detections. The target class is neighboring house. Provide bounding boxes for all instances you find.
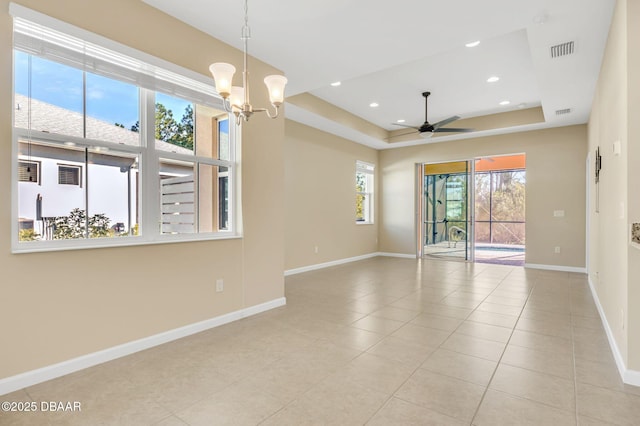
[15,93,193,237]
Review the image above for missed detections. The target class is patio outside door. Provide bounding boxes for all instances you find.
[417,160,474,261]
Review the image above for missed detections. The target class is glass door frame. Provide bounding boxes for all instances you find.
[416,159,475,262]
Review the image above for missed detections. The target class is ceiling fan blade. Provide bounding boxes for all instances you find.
[391,123,421,130]
[433,127,474,133]
[432,115,461,129]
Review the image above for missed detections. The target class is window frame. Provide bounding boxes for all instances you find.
[356,160,375,224]
[57,164,82,187]
[18,160,40,184]
[11,9,240,254]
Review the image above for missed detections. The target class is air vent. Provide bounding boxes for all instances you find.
[556,108,572,116]
[550,41,575,58]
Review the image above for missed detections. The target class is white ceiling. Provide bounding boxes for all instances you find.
[142,0,615,146]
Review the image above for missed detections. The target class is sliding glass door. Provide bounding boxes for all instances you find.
[416,155,526,265]
[420,160,473,261]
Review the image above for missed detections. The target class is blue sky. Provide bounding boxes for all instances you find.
[15,50,192,130]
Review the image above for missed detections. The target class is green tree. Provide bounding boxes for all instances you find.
[115,103,194,149]
[155,103,180,143]
[475,171,526,245]
[178,104,194,149]
[154,103,194,150]
[356,172,366,221]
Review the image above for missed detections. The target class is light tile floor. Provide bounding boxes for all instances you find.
[3,257,640,425]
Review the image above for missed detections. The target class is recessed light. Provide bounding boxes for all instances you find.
[396,119,406,123]
[369,102,379,108]
[465,40,480,48]
[499,100,510,106]
[330,81,341,87]
[64,141,76,146]
[487,76,500,83]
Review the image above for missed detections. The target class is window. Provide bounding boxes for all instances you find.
[356,161,374,223]
[11,8,236,250]
[58,165,81,186]
[18,160,39,184]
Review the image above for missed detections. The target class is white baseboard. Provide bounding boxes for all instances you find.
[625,368,640,386]
[0,297,286,396]
[587,276,640,387]
[378,252,416,259]
[524,263,587,273]
[284,253,379,276]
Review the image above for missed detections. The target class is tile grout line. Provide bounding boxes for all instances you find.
[570,283,580,426]
[468,270,535,425]
[267,261,574,425]
[361,264,511,424]
[261,267,449,425]
[365,264,524,425]
[360,271,472,424]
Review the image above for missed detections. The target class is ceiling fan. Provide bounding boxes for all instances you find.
[393,91,473,137]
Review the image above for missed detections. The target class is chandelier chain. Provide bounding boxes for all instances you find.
[209,0,287,123]
[242,0,250,40]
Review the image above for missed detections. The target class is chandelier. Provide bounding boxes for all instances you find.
[209,0,288,124]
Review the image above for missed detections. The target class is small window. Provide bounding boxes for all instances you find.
[18,160,40,184]
[356,161,374,223]
[58,165,81,186]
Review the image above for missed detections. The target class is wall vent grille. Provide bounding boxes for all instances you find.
[550,41,575,58]
[556,108,572,115]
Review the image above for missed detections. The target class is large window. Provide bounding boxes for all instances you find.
[356,161,374,223]
[12,11,236,250]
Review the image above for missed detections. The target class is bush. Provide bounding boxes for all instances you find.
[52,208,112,239]
[19,228,40,241]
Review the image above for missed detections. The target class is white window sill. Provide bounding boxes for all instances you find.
[12,232,242,254]
[356,221,374,225]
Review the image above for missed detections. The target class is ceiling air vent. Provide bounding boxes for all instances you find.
[556,108,572,116]
[550,41,575,58]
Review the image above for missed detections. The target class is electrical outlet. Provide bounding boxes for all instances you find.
[554,246,561,254]
[216,279,224,292]
[314,246,319,254]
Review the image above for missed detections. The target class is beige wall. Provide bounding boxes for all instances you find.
[287,93,388,142]
[284,120,378,270]
[588,0,640,371]
[588,0,629,366]
[0,0,284,380]
[379,126,588,269]
[627,0,640,372]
